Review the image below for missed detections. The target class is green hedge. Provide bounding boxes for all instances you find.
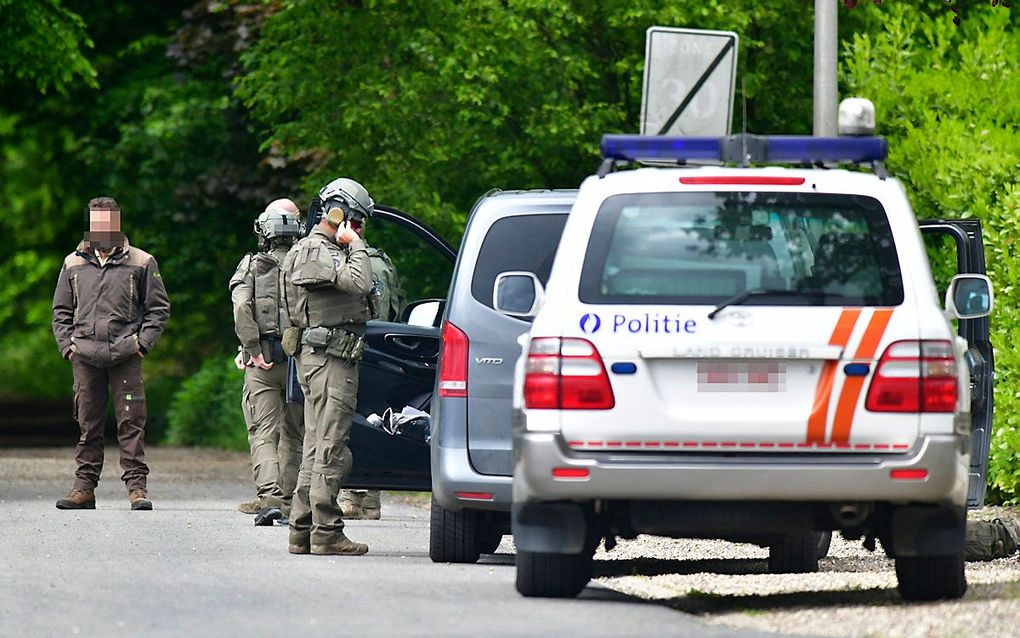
[165,355,248,452]
[843,7,1020,502]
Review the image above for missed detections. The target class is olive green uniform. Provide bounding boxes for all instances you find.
[230,247,303,513]
[282,226,375,548]
[341,245,406,517]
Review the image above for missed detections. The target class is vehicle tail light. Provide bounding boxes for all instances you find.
[890,469,928,480]
[865,340,957,413]
[523,337,615,410]
[439,321,468,398]
[552,467,590,480]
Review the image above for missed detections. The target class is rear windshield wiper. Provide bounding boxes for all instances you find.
[707,290,837,320]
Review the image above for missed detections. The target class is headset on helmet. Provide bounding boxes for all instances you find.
[317,178,374,222]
[254,210,301,242]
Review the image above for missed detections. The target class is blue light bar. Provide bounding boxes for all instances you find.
[601,135,722,161]
[766,136,887,163]
[599,134,887,165]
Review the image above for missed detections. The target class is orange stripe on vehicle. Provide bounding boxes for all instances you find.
[829,309,894,444]
[805,309,861,442]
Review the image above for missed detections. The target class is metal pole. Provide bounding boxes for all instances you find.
[813,0,838,136]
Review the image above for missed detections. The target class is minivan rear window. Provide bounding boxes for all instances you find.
[472,214,568,309]
[579,192,904,306]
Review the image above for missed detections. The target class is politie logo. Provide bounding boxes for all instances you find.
[579,312,697,335]
[579,313,602,334]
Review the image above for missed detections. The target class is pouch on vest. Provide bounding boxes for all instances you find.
[302,326,332,349]
[282,327,302,357]
[325,330,367,364]
[290,242,336,289]
[252,253,283,337]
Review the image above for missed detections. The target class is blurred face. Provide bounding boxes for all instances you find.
[85,208,124,250]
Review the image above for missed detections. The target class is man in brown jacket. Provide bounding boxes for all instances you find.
[51,196,171,510]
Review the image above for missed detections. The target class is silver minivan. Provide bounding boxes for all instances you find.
[430,189,576,563]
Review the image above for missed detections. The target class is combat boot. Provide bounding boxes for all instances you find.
[237,500,260,515]
[362,490,382,520]
[311,534,369,556]
[128,488,153,511]
[55,488,96,510]
[289,534,310,554]
[340,491,364,519]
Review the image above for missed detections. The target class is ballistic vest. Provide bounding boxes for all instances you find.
[251,248,288,338]
[367,246,406,322]
[284,232,376,330]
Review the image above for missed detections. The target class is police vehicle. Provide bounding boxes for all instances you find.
[502,100,994,601]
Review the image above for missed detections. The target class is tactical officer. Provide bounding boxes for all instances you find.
[51,196,171,510]
[230,198,305,526]
[340,243,406,521]
[281,178,377,556]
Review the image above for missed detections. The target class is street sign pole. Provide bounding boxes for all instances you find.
[813,0,839,136]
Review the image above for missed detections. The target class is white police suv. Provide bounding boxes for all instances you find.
[499,101,994,601]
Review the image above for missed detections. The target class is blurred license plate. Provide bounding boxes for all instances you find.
[697,361,786,393]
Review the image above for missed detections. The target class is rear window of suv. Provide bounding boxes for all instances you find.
[579,192,904,306]
[471,213,568,309]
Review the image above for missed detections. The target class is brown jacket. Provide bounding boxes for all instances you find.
[52,238,171,367]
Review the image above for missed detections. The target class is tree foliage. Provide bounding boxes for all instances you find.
[0,0,97,93]
[237,0,860,244]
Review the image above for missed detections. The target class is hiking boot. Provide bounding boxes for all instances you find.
[341,503,365,519]
[362,507,382,521]
[128,489,153,511]
[311,535,369,556]
[289,534,310,554]
[277,516,289,526]
[254,506,283,527]
[340,496,364,519]
[237,500,260,515]
[55,488,96,510]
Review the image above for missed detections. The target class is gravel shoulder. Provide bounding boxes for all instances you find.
[593,514,1020,638]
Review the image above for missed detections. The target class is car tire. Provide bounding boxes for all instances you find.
[429,496,482,564]
[515,549,593,598]
[815,530,833,559]
[768,532,821,573]
[895,553,967,601]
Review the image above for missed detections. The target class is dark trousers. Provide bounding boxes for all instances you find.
[71,355,149,491]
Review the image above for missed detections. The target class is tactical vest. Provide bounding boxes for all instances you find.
[367,246,406,322]
[251,250,286,338]
[285,235,376,329]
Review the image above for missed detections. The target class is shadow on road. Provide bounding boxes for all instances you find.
[595,556,769,578]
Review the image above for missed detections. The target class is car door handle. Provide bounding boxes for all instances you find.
[390,336,422,351]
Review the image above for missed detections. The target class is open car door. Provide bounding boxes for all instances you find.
[293,204,456,490]
[919,219,994,507]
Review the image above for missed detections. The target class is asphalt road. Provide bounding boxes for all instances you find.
[0,447,782,638]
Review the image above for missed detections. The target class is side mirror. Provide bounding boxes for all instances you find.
[402,299,444,327]
[945,274,993,320]
[493,271,545,319]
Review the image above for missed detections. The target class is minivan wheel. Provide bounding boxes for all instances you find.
[768,532,822,573]
[895,553,967,601]
[429,496,482,564]
[515,549,594,598]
